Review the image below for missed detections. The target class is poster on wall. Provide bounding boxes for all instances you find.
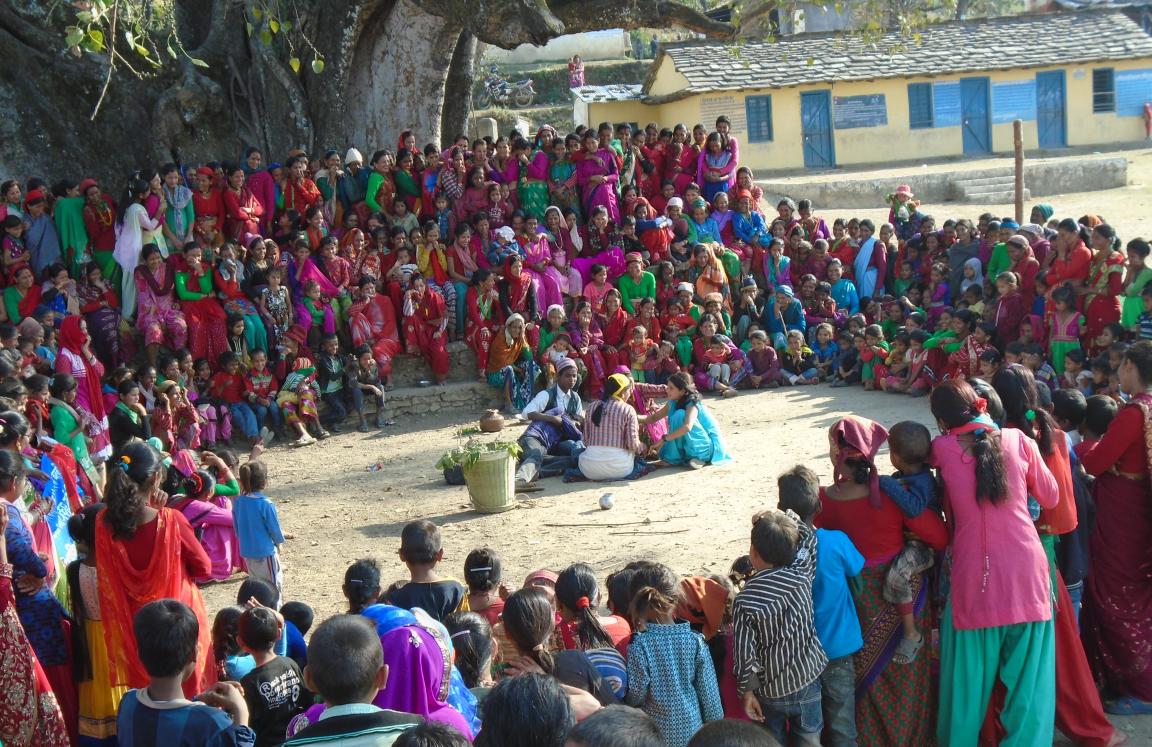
[1115,69,1152,117]
[933,82,961,127]
[833,94,888,129]
[700,96,747,131]
[991,80,1037,123]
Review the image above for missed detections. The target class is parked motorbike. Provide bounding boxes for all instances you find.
[475,66,536,109]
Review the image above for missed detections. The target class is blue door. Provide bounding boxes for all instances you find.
[960,77,991,156]
[1036,71,1067,148]
[800,91,836,169]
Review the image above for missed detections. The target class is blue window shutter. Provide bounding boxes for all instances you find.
[908,83,933,129]
[745,95,773,143]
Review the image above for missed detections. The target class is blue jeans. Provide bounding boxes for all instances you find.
[758,679,823,746]
[228,402,259,439]
[251,402,284,431]
[321,387,365,426]
[821,656,857,747]
[1066,580,1083,630]
[515,436,584,483]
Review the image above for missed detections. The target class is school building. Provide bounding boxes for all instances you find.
[576,10,1152,171]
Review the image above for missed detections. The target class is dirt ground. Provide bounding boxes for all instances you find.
[203,148,1152,744]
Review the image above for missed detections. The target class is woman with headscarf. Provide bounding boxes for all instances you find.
[114,177,162,319]
[814,415,948,746]
[402,274,450,385]
[946,218,980,304]
[134,244,188,366]
[853,219,887,301]
[569,373,648,482]
[347,276,401,390]
[22,191,61,277]
[641,371,731,469]
[696,132,736,203]
[463,269,503,382]
[548,137,581,222]
[929,380,1059,746]
[221,163,263,242]
[1030,203,1055,227]
[244,156,277,236]
[486,313,539,412]
[1,265,40,325]
[56,316,112,463]
[497,255,538,322]
[576,130,620,224]
[1006,234,1041,308]
[573,206,626,285]
[175,244,229,365]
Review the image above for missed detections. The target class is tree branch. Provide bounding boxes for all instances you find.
[549,0,736,38]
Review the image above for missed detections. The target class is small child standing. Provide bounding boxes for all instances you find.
[876,421,938,663]
[117,600,255,746]
[388,520,469,622]
[234,461,287,595]
[627,325,656,383]
[624,563,722,747]
[733,506,827,745]
[238,607,309,747]
[776,466,864,747]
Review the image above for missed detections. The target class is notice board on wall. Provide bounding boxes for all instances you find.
[1116,68,1152,117]
[992,80,1037,123]
[933,82,961,127]
[833,94,888,129]
[700,96,747,131]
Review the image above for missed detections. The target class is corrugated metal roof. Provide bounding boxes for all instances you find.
[646,10,1152,100]
[572,84,644,103]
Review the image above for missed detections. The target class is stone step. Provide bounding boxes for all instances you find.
[952,175,1017,188]
[956,189,1029,204]
[390,341,480,388]
[381,381,502,421]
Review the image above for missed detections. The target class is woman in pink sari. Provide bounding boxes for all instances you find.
[135,244,188,366]
[520,214,563,311]
[573,207,626,285]
[575,130,619,223]
[569,300,608,399]
[542,206,582,302]
[347,277,401,389]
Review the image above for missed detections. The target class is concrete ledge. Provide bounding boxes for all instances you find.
[391,342,480,388]
[381,381,502,420]
[758,155,1128,208]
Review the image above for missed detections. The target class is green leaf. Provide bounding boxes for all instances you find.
[76,10,92,22]
[311,58,325,74]
[134,43,150,57]
[65,26,84,48]
[87,28,104,48]
[166,39,177,58]
[280,20,293,32]
[289,56,301,73]
[188,56,208,68]
[269,19,280,33]
[251,6,262,19]
[246,21,253,37]
[259,29,273,45]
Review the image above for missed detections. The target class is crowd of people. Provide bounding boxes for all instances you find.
[0,113,1151,747]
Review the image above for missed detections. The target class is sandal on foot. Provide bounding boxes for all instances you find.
[1105,696,1152,715]
[893,634,924,664]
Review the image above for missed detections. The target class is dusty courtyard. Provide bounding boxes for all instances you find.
[203,148,1152,743]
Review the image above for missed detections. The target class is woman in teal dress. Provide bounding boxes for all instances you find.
[641,371,732,468]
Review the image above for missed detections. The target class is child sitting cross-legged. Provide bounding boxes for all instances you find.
[238,606,309,747]
[117,600,255,746]
[876,421,938,664]
[780,329,819,385]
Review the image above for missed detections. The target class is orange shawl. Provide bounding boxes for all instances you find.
[95,508,215,697]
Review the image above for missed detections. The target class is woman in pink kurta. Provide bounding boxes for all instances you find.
[168,472,239,583]
[575,131,619,223]
[519,215,562,311]
[929,379,1058,746]
[134,244,188,361]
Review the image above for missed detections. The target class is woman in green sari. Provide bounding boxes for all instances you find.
[48,373,102,500]
[548,135,581,223]
[394,149,423,217]
[517,127,554,223]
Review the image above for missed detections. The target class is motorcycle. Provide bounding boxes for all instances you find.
[475,66,536,109]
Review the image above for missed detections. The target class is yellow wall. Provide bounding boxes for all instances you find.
[592,56,1152,170]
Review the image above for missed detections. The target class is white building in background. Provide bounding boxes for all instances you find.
[484,30,631,65]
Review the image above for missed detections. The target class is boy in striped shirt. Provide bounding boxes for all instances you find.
[733,502,827,745]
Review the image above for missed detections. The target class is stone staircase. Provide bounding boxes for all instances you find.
[950,171,1031,204]
[380,342,502,421]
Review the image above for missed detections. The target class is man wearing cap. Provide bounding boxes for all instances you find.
[515,357,584,490]
[617,253,655,314]
[192,166,225,227]
[337,147,370,223]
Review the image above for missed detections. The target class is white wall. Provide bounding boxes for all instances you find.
[483,30,631,65]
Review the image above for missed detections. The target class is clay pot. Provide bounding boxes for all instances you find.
[479,409,506,433]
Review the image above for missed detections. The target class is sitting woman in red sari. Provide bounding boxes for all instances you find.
[2,264,41,324]
[1080,340,1152,715]
[175,244,228,365]
[464,269,503,381]
[498,255,539,324]
[402,274,450,384]
[568,301,608,399]
[598,289,630,373]
[815,416,948,746]
[347,276,401,390]
[95,441,215,699]
[0,502,69,747]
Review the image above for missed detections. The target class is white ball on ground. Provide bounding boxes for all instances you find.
[599,493,614,510]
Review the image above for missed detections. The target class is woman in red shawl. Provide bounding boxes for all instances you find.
[95,441,215,699]
[281,155,322,216]
[1081,224,1125,356]
[497,255,537,322]
[599,288,630,373]
[56,316,112,461]
[175,244,229,365]
[2,265,41,323]
[463,268,503,380]
[1045,219,1093,302]
[221,164,263,241]
[348,276,402,389]
[1006,235,1041,309]
[402,274,450,384]
[0,507,69,747]
[568,300,608,399]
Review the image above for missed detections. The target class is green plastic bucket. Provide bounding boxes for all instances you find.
[462,451,516,513]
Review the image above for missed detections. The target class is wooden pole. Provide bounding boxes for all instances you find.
[1014,119,1024,224]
